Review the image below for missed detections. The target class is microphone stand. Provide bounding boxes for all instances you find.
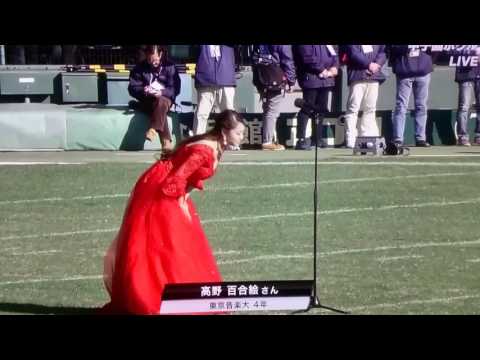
[294,108,349,315]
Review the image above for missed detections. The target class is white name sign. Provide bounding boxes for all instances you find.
[159,280,313,314]
[408,45,479,67]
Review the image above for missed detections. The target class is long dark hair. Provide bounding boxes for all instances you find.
[143,45,169,62]
[159,110,246,159]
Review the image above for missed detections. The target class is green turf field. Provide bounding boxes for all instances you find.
[1,147,480,315]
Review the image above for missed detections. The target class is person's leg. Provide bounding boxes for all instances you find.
[313,87,330,147]
[412,73,431,143]
[262,90,282,144]
[344,82,366,147]
[138,97,158,141]
[218,86,236,111]
[261,90,284,150]
[193,87,215,135]
[217,86,241,150]
[392,76,413,144]
[456,81,473,145]
[296,88,317,149]
[473,80,480,144]
[151,97,173,149]
[358,81,380,137]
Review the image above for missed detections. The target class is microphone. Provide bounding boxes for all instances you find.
[294,98,324,115]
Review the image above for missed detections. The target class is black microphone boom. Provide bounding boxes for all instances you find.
[291,96,349,315]
[294,98,324,115]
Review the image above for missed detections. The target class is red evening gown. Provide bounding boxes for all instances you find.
[100,144,222,314]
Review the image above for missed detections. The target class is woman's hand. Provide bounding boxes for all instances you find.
[178,196,192,222]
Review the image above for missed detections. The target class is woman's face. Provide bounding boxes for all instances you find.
[147,50,162,69]
[224,123,245,147]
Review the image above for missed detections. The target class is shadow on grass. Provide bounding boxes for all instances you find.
[0,303,98,315]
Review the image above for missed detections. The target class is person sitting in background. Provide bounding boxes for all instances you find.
[128,45,181,151]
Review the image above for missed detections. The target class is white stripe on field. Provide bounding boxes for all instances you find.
[2,239,479,286]
[210,171,480,191]
[466,258,480,263]
[410,154,480,157]
[0,149,64,152]
[0,248,242,257]
[2,171,480,206]
[213,250,244,255]
[344,294,480,313]
[0,228,118,241]
[0,247,20,252]
[202,197,480,224]
[0,162,84,166]
[217,254,312,265]
[10,250,61,256]
[217,239,480,265]
[3,198,480,242]
[0,194,129,206]
[220,161,480,166]
[0,275,103,286]
[376,255,424,262]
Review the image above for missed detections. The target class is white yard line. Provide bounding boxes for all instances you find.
[376,255,424,262]
[0,149,64,152]
[344,294,480,313]
[221,161,480,166]
[10,250,61,256]
[0,162,84,166]
[0,194,129,206]
[409,154,480,157]
[0,247,20,252]
[73,194,129,200]
[3,198,480,242]
[213,250,244,255]
[2,171,480,206]
[1,271,479,313]
[0,248,243,257]
[217,254,312,265]
[2,239,479,286]
[0,228,118,242]
[0,197,65,205]
[202,197,480,224]
[217,239,480,265]
[466,259,480,263]
[0,275,103,286]
[114,152,156,156]
[210,171,480,191]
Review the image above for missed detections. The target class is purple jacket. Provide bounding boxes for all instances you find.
[259,45,296,86]
[128,60,181,102]
[388,45,433,78]
[343,45,387,85]
[293,45,339,89]
[194,45,236,88]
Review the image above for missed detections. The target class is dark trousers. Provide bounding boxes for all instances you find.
[140,96,172,140]
[297,87,331,144]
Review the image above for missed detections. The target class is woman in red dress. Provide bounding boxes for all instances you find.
[101,110,246,314]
